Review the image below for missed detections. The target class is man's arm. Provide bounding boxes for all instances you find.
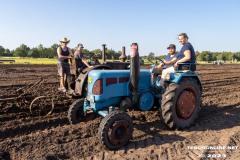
[82,58,92,68]
[165,57,177,66]
[174,50,191,68]
[176,50,191,63]
[69,49,75,66]
[69,49,74,58]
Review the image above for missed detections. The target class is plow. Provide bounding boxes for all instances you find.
[0,76,70,116]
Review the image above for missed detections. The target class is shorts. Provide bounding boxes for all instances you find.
[57,62,70,77]
[162,66,175,79]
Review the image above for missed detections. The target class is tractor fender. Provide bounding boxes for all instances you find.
[75,65,112,96]
[168,73,203,93]
[181,74,202,93]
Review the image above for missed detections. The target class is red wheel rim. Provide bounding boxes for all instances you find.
[176,89,196,119]
[108,120,129,145]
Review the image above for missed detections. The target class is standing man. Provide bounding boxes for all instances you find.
[74,43,93,76]
[57,37,74,93]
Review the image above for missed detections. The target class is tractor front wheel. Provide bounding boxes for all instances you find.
[161,78,201,129]
[98,110,133,150]
[68,98,86,125]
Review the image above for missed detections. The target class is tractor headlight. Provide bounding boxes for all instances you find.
[166,73,171,81]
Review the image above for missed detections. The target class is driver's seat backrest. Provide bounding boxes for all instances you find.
[177,63,196,72]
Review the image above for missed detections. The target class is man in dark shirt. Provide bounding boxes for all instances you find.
[156,44,178,87]
[57,37,74,93]
[74,43,93,76]
[156,44,178,69]
[174,33,196,66]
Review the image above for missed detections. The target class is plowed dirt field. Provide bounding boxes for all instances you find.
[0,64,239,160]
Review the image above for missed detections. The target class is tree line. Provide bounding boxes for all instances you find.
[195,51,239,62]
[0,44,239,62]
[145,51,240,62]
[0,44,122,60]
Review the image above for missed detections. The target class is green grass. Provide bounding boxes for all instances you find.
[0,57,126,64]
[0,57,58,64]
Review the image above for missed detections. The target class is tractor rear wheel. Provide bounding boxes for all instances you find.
[68,98,85,125]
[98,110,133,150]
[161,78,201,129]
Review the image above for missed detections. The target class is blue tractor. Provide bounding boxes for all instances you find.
[68,54,202,149]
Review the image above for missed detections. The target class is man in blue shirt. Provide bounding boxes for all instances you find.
[156,44,178,87]
[174,33,196,66]
[156,44,178,69]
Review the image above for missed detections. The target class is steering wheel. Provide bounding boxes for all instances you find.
[155,57,165,65]
[148,58,154,64]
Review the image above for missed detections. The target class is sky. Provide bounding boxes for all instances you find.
[0,0,240,56]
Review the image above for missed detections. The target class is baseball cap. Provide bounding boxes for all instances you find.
[78,43,84,48]
[167,44,176,49]
[131,43,138,46]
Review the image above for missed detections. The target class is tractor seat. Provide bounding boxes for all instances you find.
[176,63,196,72]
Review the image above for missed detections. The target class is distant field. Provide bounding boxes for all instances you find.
[0,57,57,64]
[0,57,124,65]
[0,57,239,65]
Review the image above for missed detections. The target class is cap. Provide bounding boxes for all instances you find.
[131,43,138,46]
[78,43,84,48]
[167,44,176,49]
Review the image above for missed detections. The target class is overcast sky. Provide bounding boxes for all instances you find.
[0,0,239,56]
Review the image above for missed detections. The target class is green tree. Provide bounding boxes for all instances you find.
[232,53,238,61]
[37,44,45,58]
[3,49,11,56]
[159,55,166,59]
[148,52,155,59]
[15,44,30,57]
[0,46,5,56]
[195,51,200,58]
[50,44,59,58]
[82,49,94,58]
[11,50,15,57]
[217,54,222,61]
[221,52,229,61]
[115,51,121,59]
[92,49,102,55]
[211,52,218,61]
[30,48,40,58]
[105,49,115,59]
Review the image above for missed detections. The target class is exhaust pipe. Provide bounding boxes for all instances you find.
[130,43,140,105]
[102,44,106,64]
[119,46,126,62]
